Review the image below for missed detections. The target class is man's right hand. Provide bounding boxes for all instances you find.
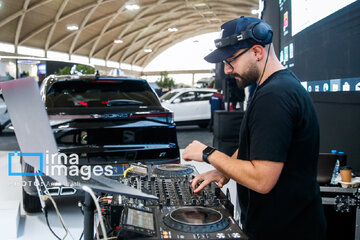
[190,169,230,193]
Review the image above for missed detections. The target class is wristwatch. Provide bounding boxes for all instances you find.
[202,146,216,164]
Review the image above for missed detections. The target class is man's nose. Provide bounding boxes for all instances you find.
[224,64,233,74]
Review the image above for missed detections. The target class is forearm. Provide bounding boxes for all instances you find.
[208,150,273,194]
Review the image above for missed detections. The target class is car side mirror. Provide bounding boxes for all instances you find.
[172,98,181,104]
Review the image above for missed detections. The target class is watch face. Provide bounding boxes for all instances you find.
[204,146,215,155]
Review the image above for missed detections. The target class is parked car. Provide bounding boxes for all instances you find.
[22,74,180,212]
[160,88,217,128]
[0,91,10,135]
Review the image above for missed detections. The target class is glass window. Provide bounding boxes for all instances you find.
[179,91,196,102]
[45,79,161,108]
[197,91,214,101]
[160,91,178,102]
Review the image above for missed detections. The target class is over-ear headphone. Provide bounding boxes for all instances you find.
[214,20,273,48]
[244,21,273,45]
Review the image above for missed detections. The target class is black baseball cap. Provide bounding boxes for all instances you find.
[204,16,273,63]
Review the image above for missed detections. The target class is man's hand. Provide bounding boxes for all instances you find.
[182,140,207,162]
[190,169,230,193]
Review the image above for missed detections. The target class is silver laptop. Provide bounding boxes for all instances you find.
[0,77,157,199]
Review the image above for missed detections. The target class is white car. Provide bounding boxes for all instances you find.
[160,88,217,127]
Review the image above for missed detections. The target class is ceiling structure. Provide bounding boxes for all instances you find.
[0,0,259,69]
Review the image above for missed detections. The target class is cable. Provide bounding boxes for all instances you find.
[82,186,108,240]
[36,172,74,240]
[123,166,135,178]
[44,194,76,240]
[257,43,272,85]
[44,208,62,240]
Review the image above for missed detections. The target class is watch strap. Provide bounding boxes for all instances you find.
[202,146,216,164]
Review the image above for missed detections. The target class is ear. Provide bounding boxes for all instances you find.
[252,45,265,61]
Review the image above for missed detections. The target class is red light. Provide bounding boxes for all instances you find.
[116,226,120,230]
[78,101,88,106]
[101,101,108,104]
[101,208,105,212]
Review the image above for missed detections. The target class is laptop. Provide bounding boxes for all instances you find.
[0,77,157,200]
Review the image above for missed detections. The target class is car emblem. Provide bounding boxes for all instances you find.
[123,130,135,143]
[81,131,88,145]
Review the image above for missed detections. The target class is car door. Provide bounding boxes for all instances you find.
[170,91,197,122]
[195,91,214,120]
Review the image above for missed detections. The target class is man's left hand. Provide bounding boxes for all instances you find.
[182,140,207,162]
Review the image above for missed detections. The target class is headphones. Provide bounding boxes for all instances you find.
[245,21,273,45]
[215,21,273,48]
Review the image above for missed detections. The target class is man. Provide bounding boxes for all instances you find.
[182,16,326,240]
[208,88,224,132]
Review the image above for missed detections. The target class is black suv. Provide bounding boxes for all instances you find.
[22,75,180,212]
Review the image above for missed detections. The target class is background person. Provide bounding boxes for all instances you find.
[208,89,224,132]
[182,16,326,240]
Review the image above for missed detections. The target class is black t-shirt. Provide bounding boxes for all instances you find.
[237,69,326,240]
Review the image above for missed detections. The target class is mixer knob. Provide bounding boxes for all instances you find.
[131,176,136,182]
[199,197,205,206]
[192,199,197,205]
[151,176,155,181]
[166,198,171,206]
[231,233,242,238]
[216,233,226,239]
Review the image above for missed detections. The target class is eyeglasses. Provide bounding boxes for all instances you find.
[223,48,251,70]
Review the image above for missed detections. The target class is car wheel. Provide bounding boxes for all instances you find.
[22,187,42,213]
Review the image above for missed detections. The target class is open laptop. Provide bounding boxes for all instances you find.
[0,77,157,200]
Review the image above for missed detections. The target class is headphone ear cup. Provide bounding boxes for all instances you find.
[252,22,271,43]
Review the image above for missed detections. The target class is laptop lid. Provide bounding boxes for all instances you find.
[0,78,157,200]
[0,77,67,185]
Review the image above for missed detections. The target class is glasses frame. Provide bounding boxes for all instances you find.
[223,48,251,70]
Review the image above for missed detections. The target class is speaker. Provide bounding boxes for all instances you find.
[213,110,245,141]
[213,138,238,156]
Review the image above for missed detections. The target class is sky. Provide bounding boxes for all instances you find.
[143,32,219,86]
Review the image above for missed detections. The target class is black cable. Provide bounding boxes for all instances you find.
[44,208,61,240]
[79,231,84,240]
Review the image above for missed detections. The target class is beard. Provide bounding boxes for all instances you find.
[230,63,260,89]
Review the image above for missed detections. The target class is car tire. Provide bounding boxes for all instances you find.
[22,188,42,213]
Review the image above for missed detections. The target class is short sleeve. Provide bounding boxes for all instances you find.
[248,92,296,162]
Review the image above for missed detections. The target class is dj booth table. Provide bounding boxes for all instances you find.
[320,186,360,240]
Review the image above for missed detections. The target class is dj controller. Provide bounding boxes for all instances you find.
[99,164,247,240]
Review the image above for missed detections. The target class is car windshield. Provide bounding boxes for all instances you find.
[160,91,179,102]
[45,79,161,108]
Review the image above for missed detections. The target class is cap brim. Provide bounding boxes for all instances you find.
[204,47,235,63]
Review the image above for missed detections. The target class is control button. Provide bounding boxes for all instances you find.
[216,233,226,239]
[231,233,242,238]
